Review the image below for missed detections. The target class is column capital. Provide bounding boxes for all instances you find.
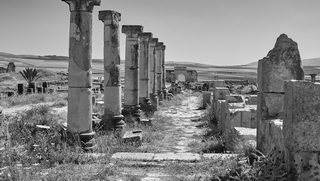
[139,32,153,42]
[122,25,143,37]
[163,45,166,51]
[62,0,101,12]
[149,38,158,45]
[99,10,121,26]
[155,42,164,50]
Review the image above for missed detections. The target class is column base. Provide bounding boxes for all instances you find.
[162,89,168,100]
[150,93,159,111]
[79,131,96,152]
[158,90,164,101]
[139,97,154,115]
[112,114,125,131]
[122,105,141,121]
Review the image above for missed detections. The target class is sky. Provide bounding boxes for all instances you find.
[0,0,320,65]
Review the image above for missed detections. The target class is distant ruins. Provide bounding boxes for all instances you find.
[166,66,198,82]
[0,62,15,73]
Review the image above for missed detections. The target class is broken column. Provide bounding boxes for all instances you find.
[202,91,211,108]
[149,38,159,109]
[98,10,124,130]
[284,80,320,180]
[257,34,304,154]
[155,42,164,101]
[310,73,316,83]
[122,25,143,120]
[161,44,167,100]
[62,0,100,151]
[138,32,153,112]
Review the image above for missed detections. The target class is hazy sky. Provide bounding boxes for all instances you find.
[0,0,319,65]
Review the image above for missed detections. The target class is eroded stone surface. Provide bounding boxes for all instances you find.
[258,34,304,93]
[284,81,320,152]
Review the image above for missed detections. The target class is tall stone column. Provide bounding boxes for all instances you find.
[122,25,143,120]
[98,10,124,130]
[62,0,100,151]
[161,45,167,99]
[138,32,153,112]
[155,42,164,101]
[149,38,159,109]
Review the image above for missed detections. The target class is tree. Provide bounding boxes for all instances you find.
[19,68,41,88]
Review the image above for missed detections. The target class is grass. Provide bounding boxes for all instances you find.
[0,89,282,180]
[0,92,68,108]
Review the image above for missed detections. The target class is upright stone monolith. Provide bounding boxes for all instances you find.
[149,38,159,109]
[62,0,100,151]
[122,25,143,120]
[138,32,153,112]
[155,42,164,101]
[161,45,167,99]
[99,10,124,130]
[257,34,304,153]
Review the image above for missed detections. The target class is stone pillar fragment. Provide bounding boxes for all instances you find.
[99,10,124,130]
[257,34,304,154]
[18,83,23,95]
[149,38,159,109]
[62,0,100,151]
[161,45,167,99]
[310,74,316,83]
[138,32,153,111]
[202,91,211,108]
[284,80,320,180]
[122,25,143,120]
[155,42,164,101]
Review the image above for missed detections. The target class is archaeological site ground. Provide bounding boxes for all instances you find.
[1,1,320,181]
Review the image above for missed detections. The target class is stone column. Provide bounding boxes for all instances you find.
[310,74,316,83]
[149,38,159,109]
[257,34,304,154]
[155,42,164,101]
[138,32,153,112]
[161,45,167,100]
[98,10,124,130]
[62,0,100,151]
[122,25,143,120]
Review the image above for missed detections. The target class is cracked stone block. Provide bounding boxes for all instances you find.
[284,80,320,152]
[122,130,142,146]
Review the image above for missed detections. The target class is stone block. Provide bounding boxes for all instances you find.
[139,119,152,126]
[213,87,230,103]
[284,80,320,152]
[111,152,155,161]
[153,153,200,162]
[122,130,142,146]
[245,95,258,105]
[258,92,284,118]
[257,118,284,154]
[212,80,225,89]
[202,91,211,108]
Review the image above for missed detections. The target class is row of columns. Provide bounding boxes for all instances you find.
[62,0,167,150]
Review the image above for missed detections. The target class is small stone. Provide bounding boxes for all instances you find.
[122,130,143,146]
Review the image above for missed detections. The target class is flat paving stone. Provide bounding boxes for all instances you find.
[202,153,238,160]
[153,153,200,162]
[111,152,155,161]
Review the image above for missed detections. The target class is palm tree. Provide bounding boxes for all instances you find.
[19,68,41,88]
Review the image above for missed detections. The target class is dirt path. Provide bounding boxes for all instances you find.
[158,92,206,153]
